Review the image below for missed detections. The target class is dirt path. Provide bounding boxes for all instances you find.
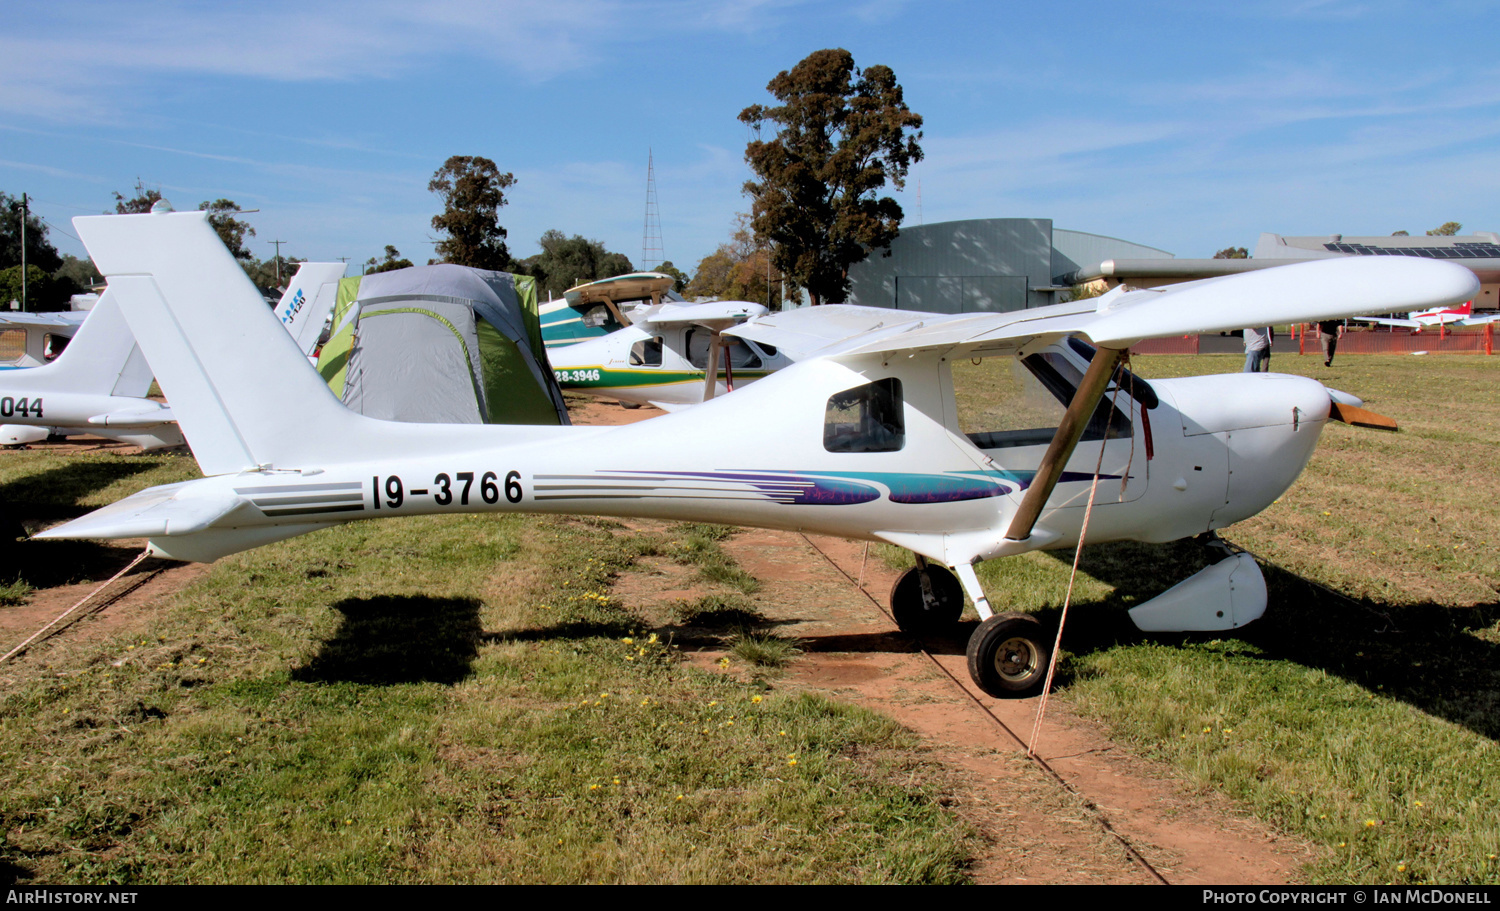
[721,529,1315,884]
[0,437,207,671]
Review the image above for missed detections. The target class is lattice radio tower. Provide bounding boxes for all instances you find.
[642,149,664,272]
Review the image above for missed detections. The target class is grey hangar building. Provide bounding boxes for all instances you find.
[842,218,1500,314]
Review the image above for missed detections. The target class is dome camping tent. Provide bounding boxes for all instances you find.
[316,264,569,426]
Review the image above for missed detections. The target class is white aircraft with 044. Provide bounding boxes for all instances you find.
[38,211,1479,697]
[0,260,345,449]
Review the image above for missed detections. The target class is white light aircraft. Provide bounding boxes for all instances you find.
[1354,299,1498,329]
[40,212,1479,697]
[0,261,344,449]
[546,299,779,410]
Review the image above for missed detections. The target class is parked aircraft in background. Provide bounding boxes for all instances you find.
[45,211,1478,699]
[0,261,343,449]
[547,299,774,410]
[540,272,684,348]
[0,289,179,449]
[272,263,347,362]
[1354,299,1498,329]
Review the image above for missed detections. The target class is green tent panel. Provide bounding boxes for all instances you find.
[317,275,363,398]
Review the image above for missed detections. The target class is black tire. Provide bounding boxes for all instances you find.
[620,401,643,410]
[966,613,1051,698]
[889,564,964,635]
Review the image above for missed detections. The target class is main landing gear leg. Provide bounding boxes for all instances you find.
[954,560,1052,698]
[889,556,964,636]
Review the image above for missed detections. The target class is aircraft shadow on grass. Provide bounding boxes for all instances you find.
[0,459,164,588]
[293,594,484,686]
[1,458,160,525]
[1038,540,1500,744]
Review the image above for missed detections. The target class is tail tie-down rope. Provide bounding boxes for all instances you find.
[1,548,153,665]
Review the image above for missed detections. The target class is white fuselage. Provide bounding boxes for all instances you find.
[0,386,178,448]
[129,346,1332,567]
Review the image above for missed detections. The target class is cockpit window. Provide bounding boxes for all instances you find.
[825,378,904,453]
[687,329,763,369]
[0,329,23,364]
[580,304,621,331]
[1067,338,1158,409]
[957,351,1133,451]
[630,337,663,367]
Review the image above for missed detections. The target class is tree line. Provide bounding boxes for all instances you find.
[399,47,923,308]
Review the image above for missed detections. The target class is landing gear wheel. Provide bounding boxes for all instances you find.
[620,401,643,410]
[889,564,964,635]
[966,613,1051,698]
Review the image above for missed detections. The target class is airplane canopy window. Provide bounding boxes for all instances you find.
[630,337,663,367]
[825,378,904,453]
[580,304,620,331]
[686,329,762,369]
[956,352,1132,451]
[1067,338,1159,409]
[44,333,68,361]
[0,329,23,364]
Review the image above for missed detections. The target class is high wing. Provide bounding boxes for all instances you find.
[727,305,932,360]
[631,300,767,331]
[732,258,1478,361]
[0,312,89,331]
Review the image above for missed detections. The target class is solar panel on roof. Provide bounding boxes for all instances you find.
[1319,241,1500,259]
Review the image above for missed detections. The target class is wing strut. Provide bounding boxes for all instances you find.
[701,331,723,401]
[1004,345,1126,542]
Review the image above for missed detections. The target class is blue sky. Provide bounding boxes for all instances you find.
[4,0,1498,277]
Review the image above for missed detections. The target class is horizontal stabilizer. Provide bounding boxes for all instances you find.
[34,482,245,540]
[88,406,175,427]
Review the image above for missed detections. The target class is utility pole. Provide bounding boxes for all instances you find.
[19,193,28,312]
[268,239,286,286]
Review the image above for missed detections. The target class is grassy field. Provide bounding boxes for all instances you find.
[949,353,1500,885]
[0,452,972,884]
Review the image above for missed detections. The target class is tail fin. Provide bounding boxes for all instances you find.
[2,290,151,396]
[275,262,346,357]
[72,211,565,477]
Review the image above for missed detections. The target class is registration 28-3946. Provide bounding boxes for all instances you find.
[372,471,522,509]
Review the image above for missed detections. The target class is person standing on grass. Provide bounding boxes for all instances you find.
[1318,319,1342,367]
[1244,326,1272,372]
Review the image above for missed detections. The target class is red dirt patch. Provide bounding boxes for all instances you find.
[718,528,1315,885]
